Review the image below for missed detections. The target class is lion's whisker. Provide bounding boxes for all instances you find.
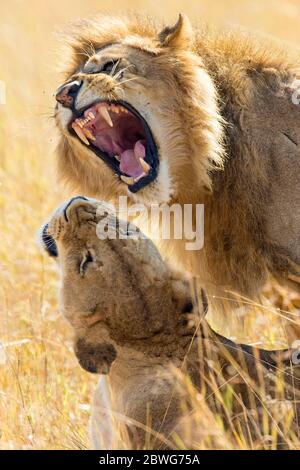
[118,77,138,86]
[110,59,121,77]
[113,64,135,81]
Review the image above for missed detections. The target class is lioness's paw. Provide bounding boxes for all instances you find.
[74,338,117,375]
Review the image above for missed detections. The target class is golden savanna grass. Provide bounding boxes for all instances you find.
[1,0,300,450]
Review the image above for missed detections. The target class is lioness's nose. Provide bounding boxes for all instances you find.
[41,224,58,258]
[55,80,82,108]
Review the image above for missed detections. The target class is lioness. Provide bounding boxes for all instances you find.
[41,197,300,449]
[54,14,300,336]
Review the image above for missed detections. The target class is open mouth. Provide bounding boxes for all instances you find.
[69,100,159,193]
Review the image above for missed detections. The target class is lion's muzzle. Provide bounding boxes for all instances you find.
[55,80,82,109]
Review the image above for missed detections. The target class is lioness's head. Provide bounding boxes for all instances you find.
[55,14,224,206]
[41,196,183,373]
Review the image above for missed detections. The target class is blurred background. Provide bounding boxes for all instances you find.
[1,0,300,449]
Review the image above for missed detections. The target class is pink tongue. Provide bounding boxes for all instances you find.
[119,140,146,178]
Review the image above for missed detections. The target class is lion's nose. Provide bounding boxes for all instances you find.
[55,80,82,108]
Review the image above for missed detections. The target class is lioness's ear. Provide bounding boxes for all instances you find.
[159,14,193,49]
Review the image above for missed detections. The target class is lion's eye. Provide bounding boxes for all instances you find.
[79,251,94,276]
[100,60,119,75]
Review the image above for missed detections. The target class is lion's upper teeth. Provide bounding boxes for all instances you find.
[72,123,90,145]
[99,106,113,127]
[83,128,96,142]
[110,104,118,113]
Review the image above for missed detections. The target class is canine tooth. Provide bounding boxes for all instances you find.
[83,129,96,142]
[99,107,113,127]
[114,155,121,162]
[139,158,150,173]
[120,175,134,185]
[72,123,90,145]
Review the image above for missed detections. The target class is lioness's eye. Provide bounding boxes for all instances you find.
[79,251,94,276]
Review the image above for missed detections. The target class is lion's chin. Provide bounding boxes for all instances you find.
[65,99,159,193]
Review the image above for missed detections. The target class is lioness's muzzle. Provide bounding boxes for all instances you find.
[41,224,58,258]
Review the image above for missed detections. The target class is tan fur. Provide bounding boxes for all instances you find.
[44,197,300,449]
[55,14,300,339]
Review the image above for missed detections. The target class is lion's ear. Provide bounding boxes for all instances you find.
[158,14,193,49]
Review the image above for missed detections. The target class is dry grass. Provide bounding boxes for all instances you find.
[0,0,300,450]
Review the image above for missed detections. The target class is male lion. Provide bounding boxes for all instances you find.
[41,196,300,449]
[54,14,300,337]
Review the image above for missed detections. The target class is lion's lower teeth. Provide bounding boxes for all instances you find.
[120,175,134,185]
[140,158,150,174]
[133,173,146,183]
